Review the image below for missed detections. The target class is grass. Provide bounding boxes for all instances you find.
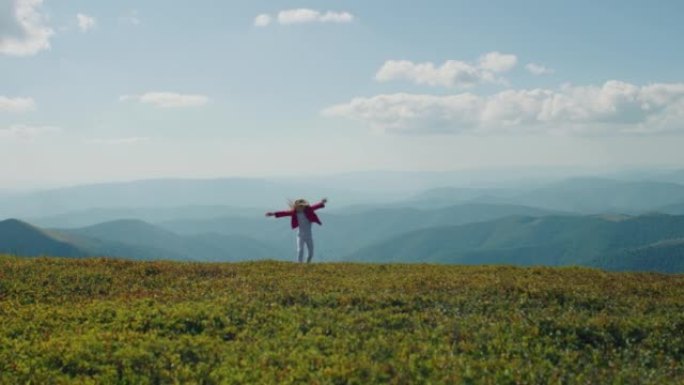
[1,255,683,384]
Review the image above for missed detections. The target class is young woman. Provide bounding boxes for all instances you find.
[266,198,327,263]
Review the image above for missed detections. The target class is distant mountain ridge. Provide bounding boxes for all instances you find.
[2,211,684,272]
[411,178,684,214]
[0,177,390,218]
[160,203,561,257]
[0,219,86,258]
[0,218,282,262]
[6,175,684,229]
[591,238,684,273]
[348,213,684,272]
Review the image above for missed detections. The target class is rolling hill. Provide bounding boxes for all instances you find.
[4,209,684,272]
[591,238,684,273]
[349,213,684,272]
[0,219,87,258]
[0,218,282,262]
[59,219,283,262]
[161,203,559,258]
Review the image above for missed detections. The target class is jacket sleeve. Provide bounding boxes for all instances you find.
[310,201,326,211]
[274,210,293,218]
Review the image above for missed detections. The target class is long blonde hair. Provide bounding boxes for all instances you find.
[288,198,310,210]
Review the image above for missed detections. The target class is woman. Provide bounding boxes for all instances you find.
[265,198,327,263]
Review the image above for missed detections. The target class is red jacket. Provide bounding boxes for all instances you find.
[274,201,325,229]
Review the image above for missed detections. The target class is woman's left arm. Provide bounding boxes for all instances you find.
[311,198,327,211]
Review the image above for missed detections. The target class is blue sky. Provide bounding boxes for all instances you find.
[1,0,684,188]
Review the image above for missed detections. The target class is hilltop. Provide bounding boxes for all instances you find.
[1,256,683,384]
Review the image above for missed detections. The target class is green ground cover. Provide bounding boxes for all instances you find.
[1,255,683,384]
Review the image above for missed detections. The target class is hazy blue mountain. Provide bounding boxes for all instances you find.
[60,219,284,262]
[590,238,684,273]
[408,178,684,214]
[398,187,521,208]
[160,203,559,258]
[0,218,194,261]
[0,219,87,258]
[278,169,564,194]
[511,178,684,213]
[348,214,684,272]
[655,202,684,215]
[3,211,684,272]
[56,230,187,261]
[0,177,389,218]
[63,219,190,252]
[5,172,683,221]
[644,169,684,185]
[159,215,293,249]
[28,205,263,228]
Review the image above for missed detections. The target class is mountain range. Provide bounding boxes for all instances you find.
[348,213,684,272]
[2,210,684,272]
[4,172,684,222]
[409,178,684,214]
[2,173,684,272]
[0,218,281,262]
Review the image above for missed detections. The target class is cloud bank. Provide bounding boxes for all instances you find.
[86,137,149,145]
[120,92,210,108]
[0,124,61,140]
[375,52,518,88]
[0,0,53,56]
[323,81,684,135]
[0,96,35,112]
[255,9,354,27]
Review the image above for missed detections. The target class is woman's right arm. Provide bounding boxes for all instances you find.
[267,210,292,218]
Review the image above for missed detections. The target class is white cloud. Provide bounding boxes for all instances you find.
[375,52,518,88]
[0,124,61,140]
[322,81,684,135]
[526,63,554,75]
[318,11,355,23]
[254,13,272,27]
[86,137,149,145]
[0,0,53,56]
[0,96,35,112]
[255,9,355,27]
[278,9,354,24]
[479,51,518,72]
[120,92,210,108]
[76,13,96,32]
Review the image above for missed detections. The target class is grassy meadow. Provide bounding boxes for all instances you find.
[1,255,683,384]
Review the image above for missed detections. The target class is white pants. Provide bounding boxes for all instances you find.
[297,235,314,263]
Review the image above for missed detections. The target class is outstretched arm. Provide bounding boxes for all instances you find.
[310,198,328,211]
[265,210,293,218]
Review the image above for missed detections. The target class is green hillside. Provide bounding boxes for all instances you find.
[0,219,87,258]
[349,214,684,272]
[1,256,683,384]
[592,238,684,273]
